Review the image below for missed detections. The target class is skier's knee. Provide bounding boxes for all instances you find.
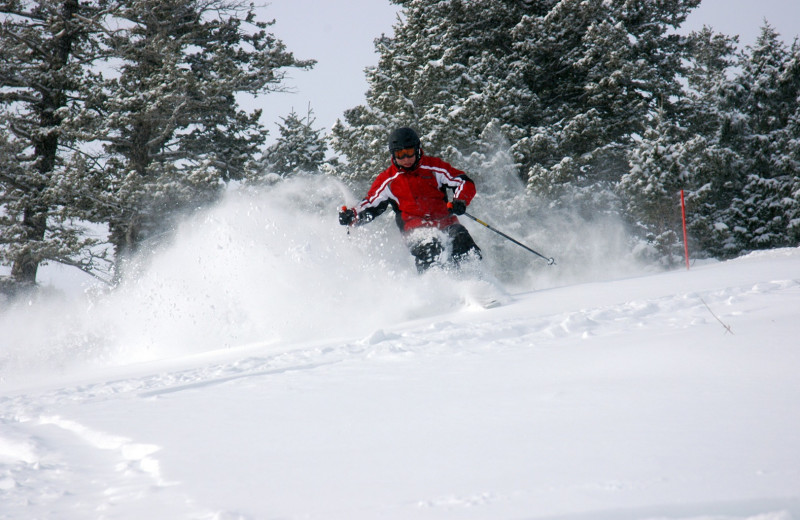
[410,237,443,273]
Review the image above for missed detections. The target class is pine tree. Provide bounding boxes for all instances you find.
[0,0,110,289]
[781,71,800,244]
[330,0,544,184]
[263,106,328,177]
[649,26,746,259]
[332,0,702,218]
[725,24,800,250]
[620,115,688,265]
[69,0,313,280]
[516,0,701,213]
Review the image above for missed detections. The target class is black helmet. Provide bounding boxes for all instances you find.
[388,127,420,153]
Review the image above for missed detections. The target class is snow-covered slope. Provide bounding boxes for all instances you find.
[1,179,799,520]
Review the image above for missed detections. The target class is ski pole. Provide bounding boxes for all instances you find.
[463,212,556,265]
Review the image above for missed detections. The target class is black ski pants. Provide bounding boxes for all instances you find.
[407,223,481,273]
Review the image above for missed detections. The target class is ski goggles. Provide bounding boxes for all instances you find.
[393,147,417,160]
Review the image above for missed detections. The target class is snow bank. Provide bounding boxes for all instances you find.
[1,245,798,519]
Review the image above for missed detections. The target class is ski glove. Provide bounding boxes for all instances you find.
[339,206,357,226]
[448,200,467,215]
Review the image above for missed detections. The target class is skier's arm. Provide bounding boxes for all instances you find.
[339,169,400,226]
[428,157,476,205]
[449,174,476,204]
[339,199,392,226]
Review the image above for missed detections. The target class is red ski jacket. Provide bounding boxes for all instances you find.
[354,154,476,232]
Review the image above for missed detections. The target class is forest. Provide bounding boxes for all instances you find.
[2,0,799,295]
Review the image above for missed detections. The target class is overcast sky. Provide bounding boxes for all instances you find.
[255,0,800,144]
[252,0,400,143]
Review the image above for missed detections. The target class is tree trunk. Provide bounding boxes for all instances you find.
[10,209,47,285]
[9,0,80,286]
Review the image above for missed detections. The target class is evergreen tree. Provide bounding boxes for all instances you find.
[781,74,800,244]
[678,133,748,258]
[330,0,546,184]
[678,28,749,258]
[263,106,328,176]
[625,26,746,259]
[332,0,702,217]
[726,24,800,250]
[633,22,800,259]
[69,0,313,280]
[0,0,109,288]
[619,115,687,265]
[515,0,701,213]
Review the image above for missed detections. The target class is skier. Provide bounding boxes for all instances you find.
[339,127,482,272]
